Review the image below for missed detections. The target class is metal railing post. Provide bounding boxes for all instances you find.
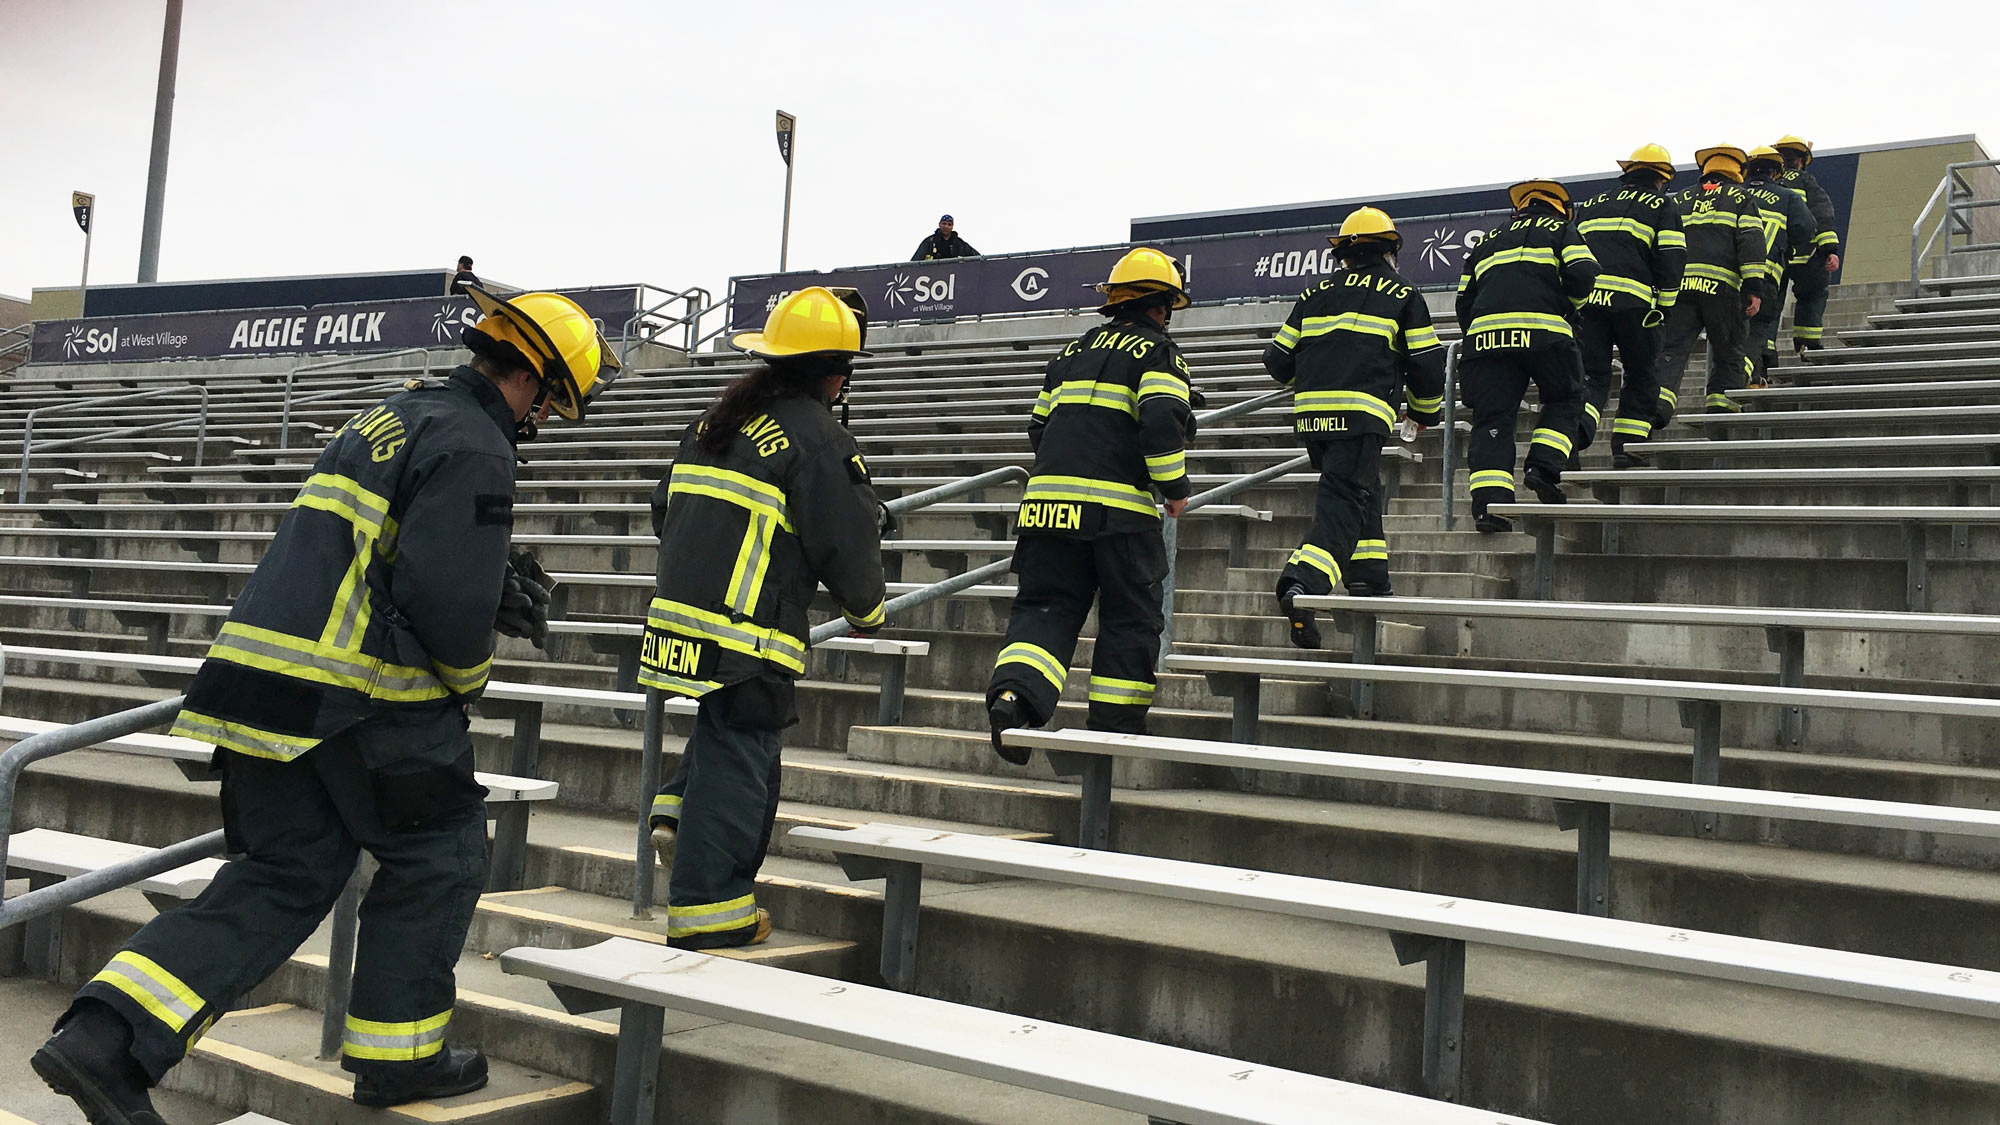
[17,385,212,502]
[632,689,665,920]
[1440,343,1460,531]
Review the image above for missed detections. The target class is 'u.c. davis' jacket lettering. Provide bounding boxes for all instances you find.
[1672,181,1774,300]
[1017,318,1194,539]
[1570,187,1687,314]
[1262,261,1446,438]
[172,368,517,763]
[638,392,887,698]
[1741,177,1818,281]
[1455,211,1601,352]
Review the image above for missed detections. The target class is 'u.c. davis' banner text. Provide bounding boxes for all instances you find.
[29,287,640,365]
[726,211,1509,330]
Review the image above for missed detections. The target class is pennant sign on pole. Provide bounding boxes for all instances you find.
[72,191,95,233]
[775,111,796,166]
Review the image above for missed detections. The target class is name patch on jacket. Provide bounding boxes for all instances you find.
[642,630,717,680]
[475,494,514,527]
[341,405,407,463]
[847,453,870,483]
[1015,500,1099,535]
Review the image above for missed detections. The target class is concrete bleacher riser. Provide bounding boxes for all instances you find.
[17,283,2000,1120]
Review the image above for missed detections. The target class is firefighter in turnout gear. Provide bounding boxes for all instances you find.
[641,286,886,950]
[1773,135,1843,354]
[1265,207,1445,647]
[1570,145,1687,468]
[1741,146,1819,386]
[1652,146,1775,426]
[1454,178,1600,533]
[986,247,1195,763]
[34,287,619,1119]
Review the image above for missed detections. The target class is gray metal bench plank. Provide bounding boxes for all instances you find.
[1288,594,2000,636]
[5,828,223,898]
[501,936,1535,1125]
[1487,503,2000,525]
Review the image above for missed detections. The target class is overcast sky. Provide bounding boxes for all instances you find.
[2,0,1992,306]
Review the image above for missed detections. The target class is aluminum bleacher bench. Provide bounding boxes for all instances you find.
[3,828,225,978]
[1000,726,2000,918]
[1288,593,2000,744]
[1160,652,2000,791]
[1734,376,2000,405]
[1485,502,2000,609]
[1679,404,2000,433]
[1567,465,2000,506]
[1638,431,2000,463]
[794,821,2000,1103]
[501,935,1539,1125]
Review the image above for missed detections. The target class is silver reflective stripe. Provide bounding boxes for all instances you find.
[1088,682,1153,703]
[667,899,760,934]
[328,529,371,651]
[170,713,316,761]
[343,1024,448,1055]
[646,603,806,665]
[98,957,200,1031]
[1024,481,1149,506]
[212,629,445,699]
[670,468,791,526]
[728,514,772,615]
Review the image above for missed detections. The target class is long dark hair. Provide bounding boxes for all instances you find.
[696,354,850,453]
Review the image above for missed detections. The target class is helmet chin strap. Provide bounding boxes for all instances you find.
[516,382,552,443]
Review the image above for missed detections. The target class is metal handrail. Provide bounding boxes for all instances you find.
[281,348,433,448]
[1439,342,1462,530]
[1909,159,2000,296]
[880,465,1028,515]
[618,285,715,369]
[18,384,210,499]
[1157,454,1313,663]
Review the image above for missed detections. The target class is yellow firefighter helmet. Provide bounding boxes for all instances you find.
[1508,178,1571,217]
[1328,206,1402,252]
[731,286,871,360]
[1773,134,1814,165]
[462,286,620,422]
[1695,145,1748,183]
[1617,143,1675,181]
[1092,247,1191,311]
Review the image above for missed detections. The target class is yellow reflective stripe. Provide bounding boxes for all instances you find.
[1469,470,1515,491]
[1468,313,1574,337]
[667,893,761,937]
[1137,373,1190,403]
[1144,449,1187,482]
[1294,391,1395,428]
[1288,543,1341,584]
[1681,210,1741,228]
[1351,538,1389,562]
[1405,325,1440,351]
[1684,263,1742,286]
[1706,393,1742,412]
[1298,311,1400,343]
[1658,387,1678,406]
[652,793,682,817]
[997,641,1067,692]
[1032,387,1056,419]
[726,513,777,617]
[1612,417,1653,437]
[294,473,396,541]
[1584,403,1602,424]
[1793,325,1824,340]
[1473,246,1559,279]
[646,598,807,674]
[1561,243,1597,266]
[1407,392,1444,412]
[1532,427,1574,456]
[1456,272,1473,293]
[844,599,887,629]
[634,669,724,698]
[170,711,319,761]
[431,656,490,695]
[342,1010,451,1062]
[1592,274,1654,301]
[1657,229,1688,250]
[1045,379,1138,417]
[206,622,450,702]
[1654,289,1680,309]
[92,952,203,1035]
[1022,475,1158,517]
[667,464,794,533]
[1272,324,1302,349]
[1086,675,1155,706]
[1577,217,1658,242]
[1813,230,1839,247]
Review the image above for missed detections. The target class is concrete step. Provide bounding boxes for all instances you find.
[0,975,240,1123]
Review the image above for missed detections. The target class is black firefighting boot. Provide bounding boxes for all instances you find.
[1610,440,1649,469]
[1524,467,1567,505]
[1475,512,1513,534]
[353,1046,490,1107]
[31,1000,165,1125]
[1277,582,1322,650]
[988,691,1031,765]
[1344,579,1394,598]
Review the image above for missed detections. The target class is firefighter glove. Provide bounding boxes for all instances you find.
[495,551,554,648]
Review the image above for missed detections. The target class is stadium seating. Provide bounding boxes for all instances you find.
[6,276,2000,1121]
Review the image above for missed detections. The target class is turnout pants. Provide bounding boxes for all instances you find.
[1575,306,1662,451]
[1782,259,1831,350]
[1747,291,1784,386]
[650,691,784,950]
[1654,288,1750,425]
[1461,342,1585,516]
[70,723,487,1084]
[987,530,1168,734]
[1277,435,1389,597]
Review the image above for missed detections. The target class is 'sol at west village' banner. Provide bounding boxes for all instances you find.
[31,287,640,365]
[727,210,1509,330]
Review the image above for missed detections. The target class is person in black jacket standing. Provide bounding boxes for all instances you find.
[1653,146,1774,427]
[1265,207,1445,646]
[1570,146,1686,467]
[986,248,1195,762]
[33,288,618,1119]
[912,214,979,261]
[1741,147,1819,387]
[1772,135,1843,355]
[640,286,886,950]
[1455,179,1600,532]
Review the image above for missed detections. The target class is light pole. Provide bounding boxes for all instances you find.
[72,192,96,314]
[136,0,184,283]
[775,110,797,272]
